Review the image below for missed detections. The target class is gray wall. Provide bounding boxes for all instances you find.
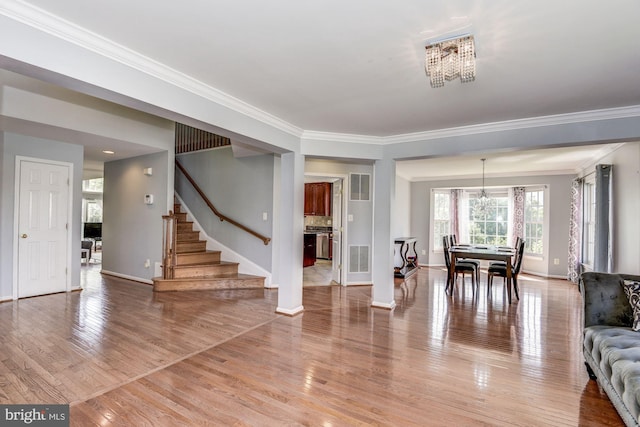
[305,158,374,284]
[102,151,169,282]
[410,173,575,277]
[0,132,84,299]
[175,147,274,271]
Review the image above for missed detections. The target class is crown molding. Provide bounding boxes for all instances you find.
[384,105,640,145]
[0,0,304,138]
[303,106,640,146]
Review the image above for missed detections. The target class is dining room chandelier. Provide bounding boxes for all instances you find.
[425,35,476,88]
[477,158,490,212]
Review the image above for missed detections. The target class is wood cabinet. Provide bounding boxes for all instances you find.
[304,183,332,216]
[303,233,317,267]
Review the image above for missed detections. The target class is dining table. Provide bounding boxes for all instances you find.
[449,244,517,303]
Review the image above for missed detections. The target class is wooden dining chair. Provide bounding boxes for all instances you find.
[490,236,523,268]
[443,236,478,293]
[449,234,480,282]
[487,239,525,300]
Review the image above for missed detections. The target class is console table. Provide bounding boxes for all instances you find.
[394,237,419,278]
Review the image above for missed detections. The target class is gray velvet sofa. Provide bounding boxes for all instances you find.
[581,272,640,427]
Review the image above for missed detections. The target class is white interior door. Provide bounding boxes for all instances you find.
[17,159,70,298]
[331,179,343,284]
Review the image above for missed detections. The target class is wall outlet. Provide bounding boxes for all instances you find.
[144,259,151,268]
[553,258,560,265]
[422,250,426,255]
[262,212,268,221]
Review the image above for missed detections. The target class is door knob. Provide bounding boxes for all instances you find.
[21,234,27,238]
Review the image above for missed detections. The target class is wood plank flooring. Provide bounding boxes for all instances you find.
[0,264,624,426]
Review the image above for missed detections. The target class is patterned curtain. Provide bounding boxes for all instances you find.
[450,189,461,240]
[512,187,525,244]
[568,178,583,283]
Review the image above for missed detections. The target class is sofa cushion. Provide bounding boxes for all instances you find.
[624,280,640,331]
[580,272,633,328]
[585,326,640,422]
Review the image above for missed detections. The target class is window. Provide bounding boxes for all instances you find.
[82,177,103,192]
[82,177,103,224]
[524,189,544,255]
[84,200,103,223]
[468,191,508,246]
[582,179,596,266]
[433,191,451,250]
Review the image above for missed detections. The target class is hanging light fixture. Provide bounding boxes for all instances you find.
[425,35,476,88]
[477,158,490,211]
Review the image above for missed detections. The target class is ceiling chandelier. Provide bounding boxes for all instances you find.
[477,158,490,212]
[425,35,476,88]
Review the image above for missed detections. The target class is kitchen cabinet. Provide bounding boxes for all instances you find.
[304,183,332,216]
[303,233,317,267]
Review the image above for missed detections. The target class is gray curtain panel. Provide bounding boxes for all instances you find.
[594,164,613,273]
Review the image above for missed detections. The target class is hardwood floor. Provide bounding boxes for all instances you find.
[0,265,624,426]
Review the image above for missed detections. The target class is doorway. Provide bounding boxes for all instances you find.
[303,176,345,286]
[15,157,72,298]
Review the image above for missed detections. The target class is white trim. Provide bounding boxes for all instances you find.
[13,156,73,300]
[302,106,640,145]
[174,194,272,287]
[345,281,373,286]
[371,300,397,310]
[304,172,348,286]
[101,270,153,285]
[276,305,304,316]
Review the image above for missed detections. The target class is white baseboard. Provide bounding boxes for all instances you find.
[101,270,153,285]
[276,305,304,316]
[0,295,13,303]
[371,300,396,310]
[345,281,372,286]
[175,194,272,287]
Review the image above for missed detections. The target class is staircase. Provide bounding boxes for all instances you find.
[152,203,265,292]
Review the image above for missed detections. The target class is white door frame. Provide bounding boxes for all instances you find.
[304,172,348,286]
[12,156,74,299]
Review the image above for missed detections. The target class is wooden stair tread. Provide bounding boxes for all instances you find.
[174,260,238,268]
[152,274,265,292]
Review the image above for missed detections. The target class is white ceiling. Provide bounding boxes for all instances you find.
[6,0,640,179]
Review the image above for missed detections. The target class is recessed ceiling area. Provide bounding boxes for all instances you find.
[396,143,625,181]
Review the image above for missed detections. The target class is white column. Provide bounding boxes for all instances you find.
[276,151,304,315]
[371,157,396,309]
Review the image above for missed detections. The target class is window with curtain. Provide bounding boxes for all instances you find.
[467,190,509,245]
[524,188,544,255]
[433,190,451,250]
[432,186,548,253]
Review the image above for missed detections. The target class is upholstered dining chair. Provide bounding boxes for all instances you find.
[487,239,525,300]
[443,235,478,293]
